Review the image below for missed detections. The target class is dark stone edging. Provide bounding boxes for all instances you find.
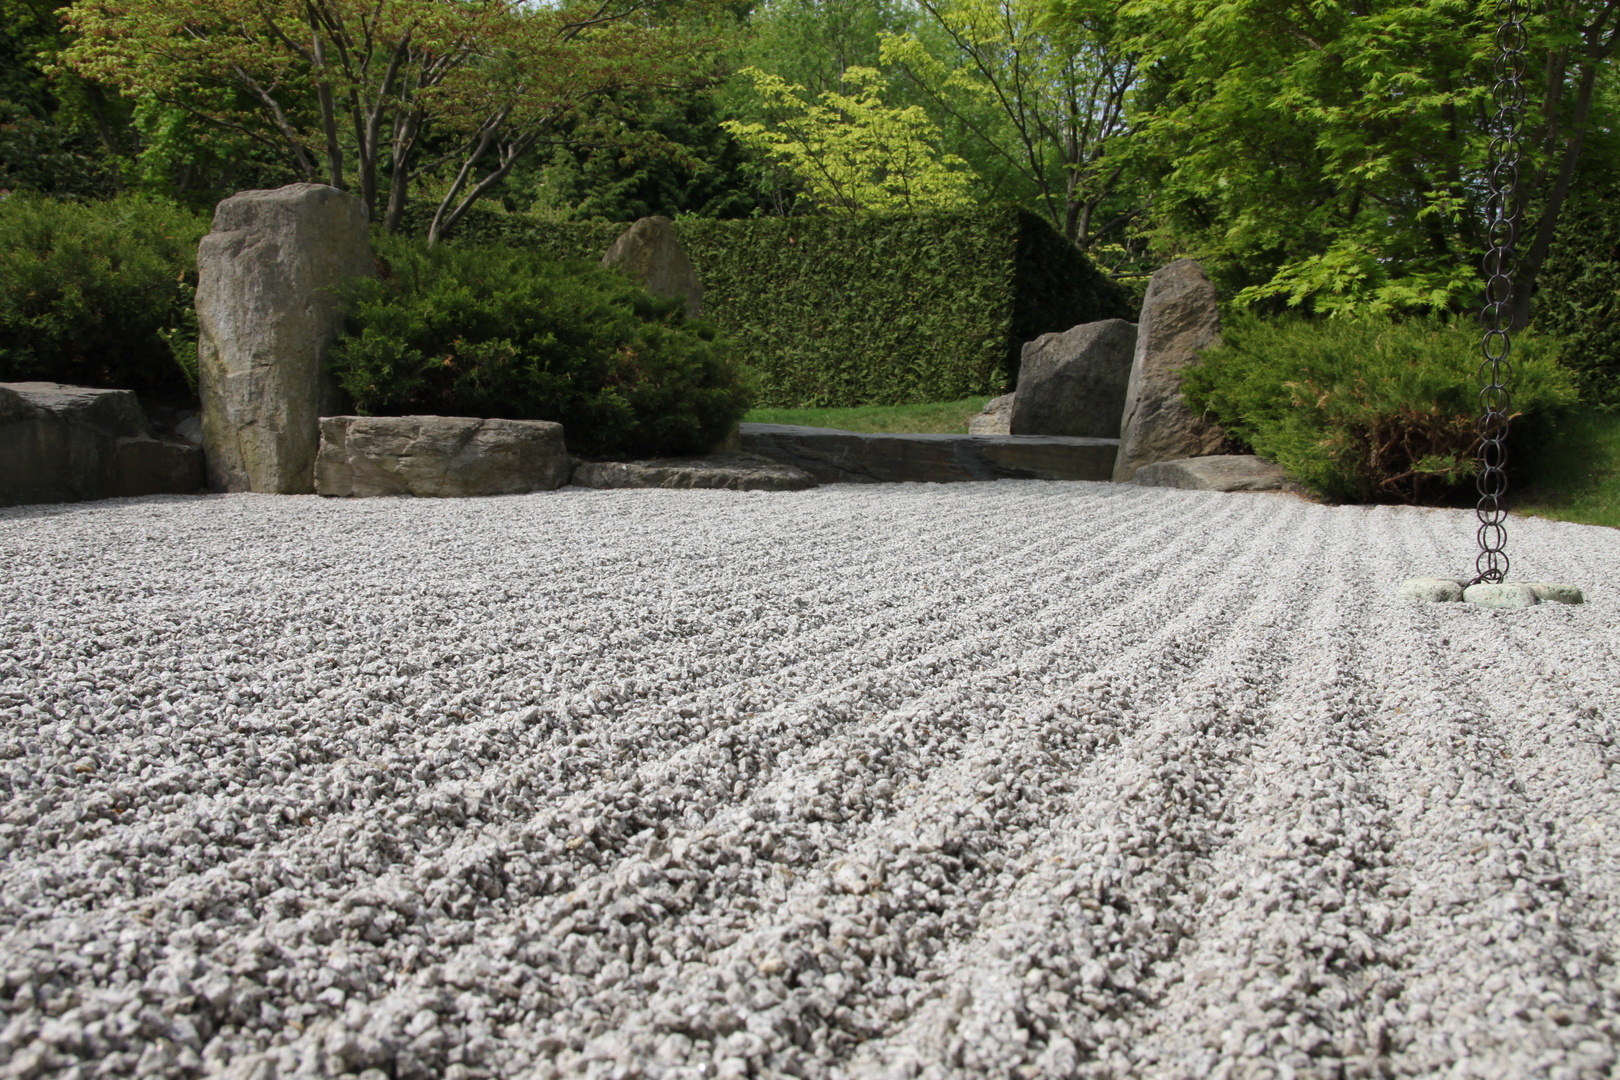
[740,424,1118,484]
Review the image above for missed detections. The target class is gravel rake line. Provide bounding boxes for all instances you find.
[836,496,1352,1079]
[1,489,1617,1080]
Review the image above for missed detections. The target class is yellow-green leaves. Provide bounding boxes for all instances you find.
[721,67,974,213]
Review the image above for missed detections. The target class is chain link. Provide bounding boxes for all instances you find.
[1475,0,1526,584]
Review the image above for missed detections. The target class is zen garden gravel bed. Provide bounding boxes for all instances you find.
[1,483,1617,1079]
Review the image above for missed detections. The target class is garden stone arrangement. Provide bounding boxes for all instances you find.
[1,486,1616,1080]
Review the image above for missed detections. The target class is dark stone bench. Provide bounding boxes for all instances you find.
[740,424,1117,484]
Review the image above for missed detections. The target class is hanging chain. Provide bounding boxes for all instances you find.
[1475,0,1527,584]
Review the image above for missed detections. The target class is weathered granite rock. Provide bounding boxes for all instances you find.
[1,382,204,506]
[1131,454,1289,492]
[1011,319,1138,438]
[1397,577,1466,603]
[315,415,573,497]
[742,424,1116,483]
[1113,260,1227,481]
[572,453,817,491]
[1463,582,1540,609]
[197,183,375,494]
[601,216,703,317]
[968,393,1014,435]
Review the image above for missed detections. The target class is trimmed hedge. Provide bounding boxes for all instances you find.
[398,205,1132,407]
[1535,190,1620,407]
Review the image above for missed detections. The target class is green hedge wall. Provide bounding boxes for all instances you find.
[1535,191,1620,407]
[398,205,1133,407]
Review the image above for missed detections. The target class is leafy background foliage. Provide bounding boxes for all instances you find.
[402,204,1133,406]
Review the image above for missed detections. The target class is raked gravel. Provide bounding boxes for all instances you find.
[1,484,1617,1080]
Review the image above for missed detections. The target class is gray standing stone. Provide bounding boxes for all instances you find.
[1131,454,1289,492]
[968,394,1014,435]
[1113,260,1227,482]
[571,453,816,491]
[1010,319,1138,438]
[196,183,375,494]
[0,382,204,507]
[601,216,704,317]
[315,415,573,497]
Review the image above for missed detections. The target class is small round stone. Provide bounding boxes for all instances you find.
[1523,582,1585,604]
[1463,582,1541,609]
[1398,577,1465,602]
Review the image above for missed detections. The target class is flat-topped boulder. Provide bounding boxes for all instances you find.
[572,452,816,491]
[1,382,204,506]
[742,424,1116,484]
[315,415,573,497]
[1131,454,1289,492]
[1011,318,1138,438]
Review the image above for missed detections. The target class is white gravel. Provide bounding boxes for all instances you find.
[1,483,1617,1080]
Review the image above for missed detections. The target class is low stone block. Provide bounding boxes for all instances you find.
[572,453,816,491]
[1397,577,1465,603]
[1132,455,1289,492]
[1,382,204,506]
[1463,583,1540,609]
[741,424,1117,484]
[315,415,573,497]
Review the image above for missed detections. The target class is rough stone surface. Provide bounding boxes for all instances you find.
[315,415,572,497]
[601,216,704,317]
[0,382,204,506]
[196,183,375,494]
[1,492,1616,1080]
[1132,454,1290,492]
[572,452,817,491]
[1464,582,1541,609]
[1113,259,1228,481]
[1010,319,1138,438]
[1398,576,1466,602]
[967,393,1014,435]
[742,423,1117,483]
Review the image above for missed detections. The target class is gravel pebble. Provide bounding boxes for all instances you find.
[1,486,1616,1079]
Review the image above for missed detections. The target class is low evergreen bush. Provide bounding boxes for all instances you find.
[329,236,752,460]
[397,205,1133,407]
[1182,316,1580,504]
[0,193,207,397]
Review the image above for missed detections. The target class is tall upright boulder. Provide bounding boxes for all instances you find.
[1010,318,1138,438]
[1112,260,1227,482]
[196,183,375,493]
[601,216,704,317]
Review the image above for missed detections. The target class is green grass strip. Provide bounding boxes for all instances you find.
[743,397,996,435]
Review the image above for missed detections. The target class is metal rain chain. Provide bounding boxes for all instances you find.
[1475,0,1527,585]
